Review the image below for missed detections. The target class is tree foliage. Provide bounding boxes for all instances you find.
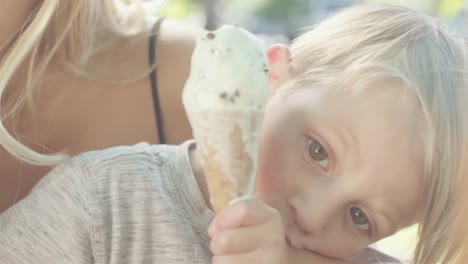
[255,0,312,22]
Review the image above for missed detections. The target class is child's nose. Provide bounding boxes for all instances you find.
[290,195,339,238]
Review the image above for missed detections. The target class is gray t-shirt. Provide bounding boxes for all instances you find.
[0,141,400,263]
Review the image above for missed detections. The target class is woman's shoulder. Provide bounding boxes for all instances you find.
[33,141,193,193]
[73,141,189,173]
[157,18,206,47]
[156,18,205,89]
[152,18,206,143]
[155,17,206,68]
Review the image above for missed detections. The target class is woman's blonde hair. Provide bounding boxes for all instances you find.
[0,0,166,166]
[286,4,467,264]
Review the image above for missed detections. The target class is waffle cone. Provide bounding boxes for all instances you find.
[188,110,263,213]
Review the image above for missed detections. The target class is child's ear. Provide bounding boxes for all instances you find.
[267,44,291,92]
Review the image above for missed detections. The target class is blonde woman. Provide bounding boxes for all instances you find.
[1,3,467,264]
[0,0,203,212]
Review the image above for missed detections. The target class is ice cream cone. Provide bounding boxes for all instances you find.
[182,25,269,213]
[188,110,263,212]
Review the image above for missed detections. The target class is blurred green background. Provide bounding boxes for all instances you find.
[155,0,467,261]
[158,0,467,40]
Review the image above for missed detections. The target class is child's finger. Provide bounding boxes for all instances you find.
[210,226,261,255]
[212,253,247,264]
[212,251,256,264]
[212,250,282,264]
[211,198,274,233]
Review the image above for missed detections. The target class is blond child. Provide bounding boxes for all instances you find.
[1,4,466,264]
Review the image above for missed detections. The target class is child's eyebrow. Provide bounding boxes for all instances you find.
[307,111,358,157]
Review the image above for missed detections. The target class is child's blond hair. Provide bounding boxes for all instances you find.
[286,4,467,263]
[0,0,165,165]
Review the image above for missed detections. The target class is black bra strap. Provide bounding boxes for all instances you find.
[149,18,166,144]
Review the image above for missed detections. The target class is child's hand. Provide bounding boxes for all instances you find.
[208,197,360,264]
[208,197,287,264]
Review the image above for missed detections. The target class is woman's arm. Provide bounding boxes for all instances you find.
[0,162,94,263]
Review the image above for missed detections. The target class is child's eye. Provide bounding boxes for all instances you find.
[307,137,329,169]
[350,207,371,235]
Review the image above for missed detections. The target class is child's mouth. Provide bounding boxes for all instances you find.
[286,233,332,259]
[285,233,303,250]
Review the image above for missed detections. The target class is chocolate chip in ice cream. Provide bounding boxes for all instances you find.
[207,32,216,39]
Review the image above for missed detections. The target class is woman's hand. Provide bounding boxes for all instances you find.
[208,197,360,264]
[208,197,287,264]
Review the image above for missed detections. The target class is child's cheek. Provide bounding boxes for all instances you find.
[257,100,298,200]
[256,139,291,201]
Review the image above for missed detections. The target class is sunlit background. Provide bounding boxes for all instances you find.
[156,0,467,261]
[159,0,467,41]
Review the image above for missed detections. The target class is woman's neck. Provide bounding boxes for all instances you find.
[0,1,40,56]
